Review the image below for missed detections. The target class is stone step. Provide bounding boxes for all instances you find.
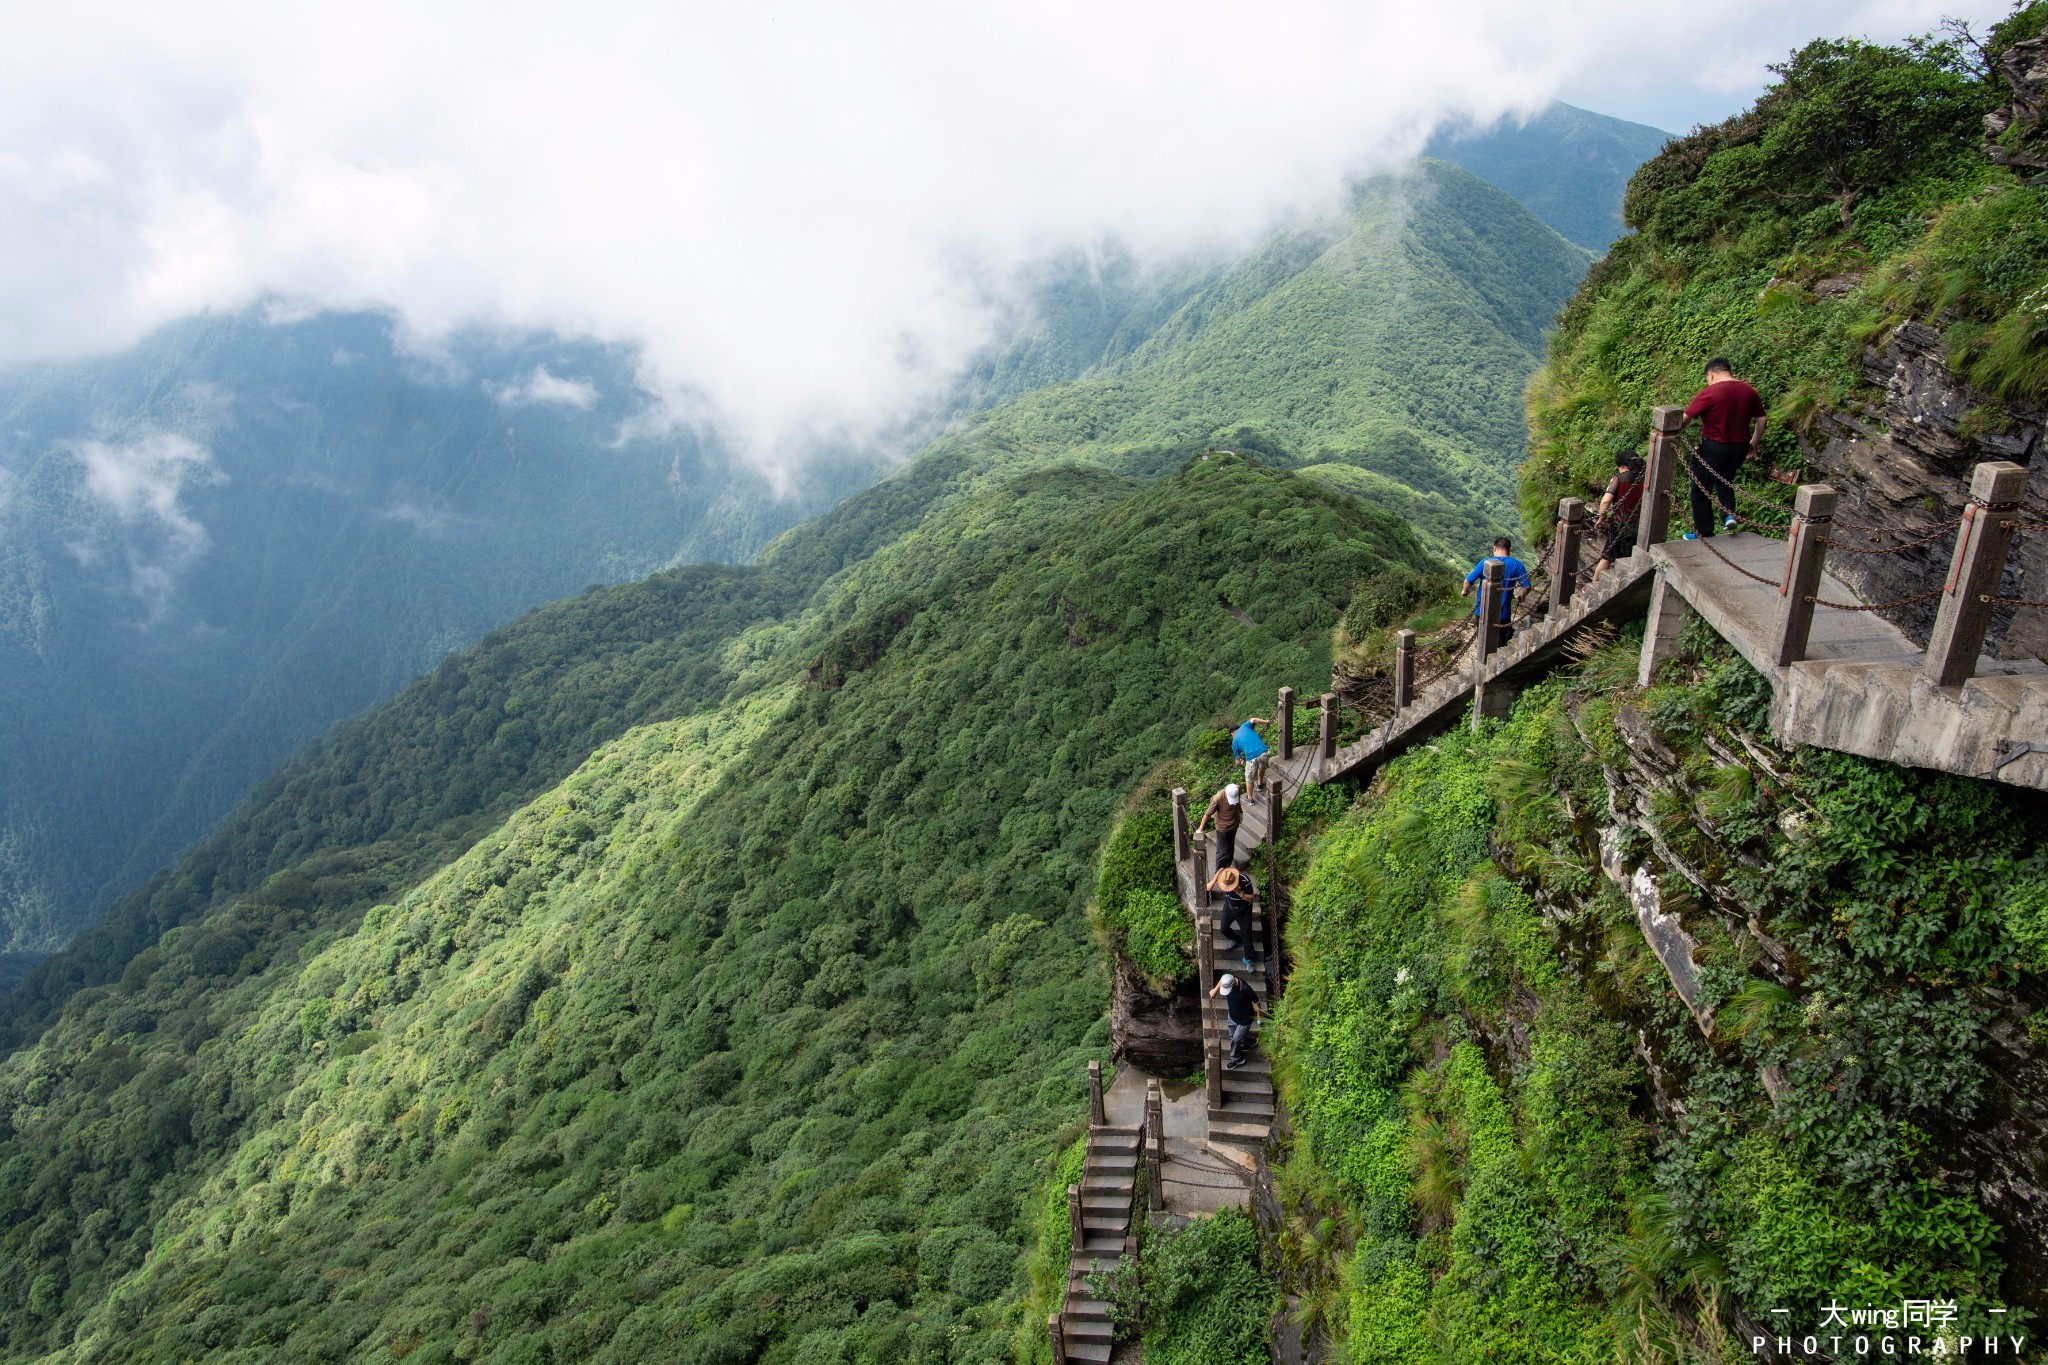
[1212,1094,1275,1121]
[1207,1115,1272,1147]
[1065,1311,1112,1335]
[1065,1342,1113,1364]
[1089,1130,1140,1151]
[1079,1233,1125,1253]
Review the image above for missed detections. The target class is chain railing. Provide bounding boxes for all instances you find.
[1640,402,2043,681]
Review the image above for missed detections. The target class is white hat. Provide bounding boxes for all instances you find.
[1224,783,1241,804]
[1218,973,1236,991]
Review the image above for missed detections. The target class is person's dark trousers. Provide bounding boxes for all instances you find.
[1690,439,1748,536]
[1221,897,1252,955]
[1227,1020,1251,1066]
[1214,827,1237,875]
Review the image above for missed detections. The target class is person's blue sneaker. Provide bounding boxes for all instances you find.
[1723,515,1738,530]
[1683,532,1699,540]
[1241,955,1253,970]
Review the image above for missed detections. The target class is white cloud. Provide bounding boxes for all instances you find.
[488,365,598,409]
[0,0,2019,473]
[69,432,219,609]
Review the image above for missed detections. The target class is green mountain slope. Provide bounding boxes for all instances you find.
[1426,100,1673,249]
[921,161,1592,554]
[1522,13,2048,534]
[3,155,1591,957]
[0,455,1434,1360]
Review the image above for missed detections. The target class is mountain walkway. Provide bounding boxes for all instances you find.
[1046,409,2047,1362]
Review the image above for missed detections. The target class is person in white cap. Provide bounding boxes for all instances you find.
[1193,781,1243,874]
[1208,972,1261,1068]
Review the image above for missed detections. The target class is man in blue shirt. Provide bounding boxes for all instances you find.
[1461,536,1532,649]
[1231,716,1271,793]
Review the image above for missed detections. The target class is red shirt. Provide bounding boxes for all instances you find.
[1684,379,1765,446]
[1605,468,1644,521]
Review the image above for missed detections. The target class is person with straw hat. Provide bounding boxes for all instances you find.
[1207,864,1257,970]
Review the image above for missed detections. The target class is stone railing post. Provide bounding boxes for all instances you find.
[1925,461,2029,687]
[1146,1079,1165,1212]
[1318,692,1337,763]
[1773,483,1837,666]
[1196,888,1216,999]
[1067,1183,1083,1256]
[1264,778,1281,853]
[1277,686,1294,761]
[1639,406,1686,549]
[1049,1316,1066,1365]
[1552,497,1586,613]
[1637,568,1693,687]
[1393,629,1415,712]
[1088,1060,1105,1129]
[1475,560,1505,664]
[1205,1028,1223,1111]
[1170,788,1189,866]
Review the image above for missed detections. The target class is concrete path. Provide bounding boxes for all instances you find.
[1104,1064,1252,1216]
[1653,535,2048,790]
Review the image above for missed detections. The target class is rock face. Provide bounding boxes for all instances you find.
[1985,35,2048,176]
[1594,695,2048,1316]
[1799,320,2048,661]
[1109,958,1203,1075]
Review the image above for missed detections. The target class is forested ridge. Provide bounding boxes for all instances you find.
[0,103,1672,1364]
[1041,9,2048,1361]
[1,155,1587,959]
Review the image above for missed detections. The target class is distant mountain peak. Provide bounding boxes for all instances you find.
[1423,100,1674,249]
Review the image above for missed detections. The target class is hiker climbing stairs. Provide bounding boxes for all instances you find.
[1197,890,1275,1156]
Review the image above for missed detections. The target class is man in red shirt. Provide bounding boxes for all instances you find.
[1681,358,1767,539]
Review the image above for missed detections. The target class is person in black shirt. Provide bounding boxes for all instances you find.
[1208,972,1262,1068]
[1207,865,1257,970]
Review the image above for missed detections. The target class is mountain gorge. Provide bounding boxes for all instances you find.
[0,141,1621,1361]
[0,313,877,955]
[0,156,1590,963]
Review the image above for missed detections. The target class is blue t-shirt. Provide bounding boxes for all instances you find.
[1231,721,1269,762]
[1465,555,1531,623]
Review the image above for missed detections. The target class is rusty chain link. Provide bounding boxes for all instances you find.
[1806,587,1948,611]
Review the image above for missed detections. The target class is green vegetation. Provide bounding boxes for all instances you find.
[0,564,804,1051]
[0,311,874,951]
[0,454,1436,1360]
[1268,625,2042,1358]
[1427,101,1673,250]
[1104,1210,1275,1365]
[1523,3,2048,531]
[907,161,1593,561]
[3,149,1608,954]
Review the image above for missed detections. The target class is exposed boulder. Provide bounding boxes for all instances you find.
[1109,957,1203,1075]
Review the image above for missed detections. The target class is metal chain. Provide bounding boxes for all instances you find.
[1980,595,2048,609]
[1820,525,1959,556]
[1806,586,1947,611]
[1672,435,1792,517]
[1830,513,1961,537]
[1697,531,1786,588]
[1675,446,1790,536]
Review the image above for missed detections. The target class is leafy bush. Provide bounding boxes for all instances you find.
[1110,1210,1274,1365]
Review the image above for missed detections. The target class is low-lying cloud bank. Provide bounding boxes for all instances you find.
[0,0,2014,472]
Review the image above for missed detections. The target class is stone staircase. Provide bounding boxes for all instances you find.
[1051,1065,1142,1364]
[1198,888,1275,1158]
